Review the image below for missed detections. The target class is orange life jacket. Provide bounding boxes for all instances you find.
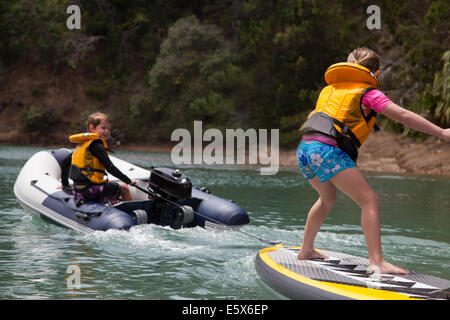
[69,133,108,184]
[299,62,379,160]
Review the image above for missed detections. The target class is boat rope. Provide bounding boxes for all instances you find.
[133,184,280,246]
[29,179,279,245]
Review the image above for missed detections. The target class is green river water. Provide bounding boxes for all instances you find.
[0,145,449,299]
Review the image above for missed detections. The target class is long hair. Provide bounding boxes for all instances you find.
[347,47,380,73]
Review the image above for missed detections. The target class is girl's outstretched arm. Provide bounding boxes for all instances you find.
[381,103,450,141]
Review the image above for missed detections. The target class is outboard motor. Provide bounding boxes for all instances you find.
[148,168,194,229]
[149,168,192,201]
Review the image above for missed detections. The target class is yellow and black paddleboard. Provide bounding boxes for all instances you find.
[255,245,450,300]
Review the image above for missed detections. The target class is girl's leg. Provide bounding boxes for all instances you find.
[298,177,336,260]
[330,167,408,274]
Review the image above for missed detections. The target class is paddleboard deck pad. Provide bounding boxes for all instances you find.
[255,245,450,300]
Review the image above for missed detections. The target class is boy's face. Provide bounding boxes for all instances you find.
[90,119,111,141]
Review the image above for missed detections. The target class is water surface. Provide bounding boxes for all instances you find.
[1,146,449,299]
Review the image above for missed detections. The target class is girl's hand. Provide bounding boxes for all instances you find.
[129,178,137,186]
[439,128,450,141]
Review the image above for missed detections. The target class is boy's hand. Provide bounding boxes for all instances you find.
[130,178,137,186]
[58,184,73,195]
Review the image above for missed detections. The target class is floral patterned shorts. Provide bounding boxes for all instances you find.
[297,141,356,183]
[73,182,122,206]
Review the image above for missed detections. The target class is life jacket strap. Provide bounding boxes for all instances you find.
[331,118,361,147]
[81,167,106,174]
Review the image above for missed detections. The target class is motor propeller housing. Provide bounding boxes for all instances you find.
[149,168,192,202]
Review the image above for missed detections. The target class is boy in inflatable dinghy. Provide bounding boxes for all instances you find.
[60,112,136,206]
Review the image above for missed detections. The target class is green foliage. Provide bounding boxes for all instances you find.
[383,0,449,83]
[85,85,106,101]
[431,51,450,127]
[1,0,449,146]
[279,110,311,148]
[134,15,243,139]
[21,105,55,132]
[383,50,450,141]
[0,0,68,67]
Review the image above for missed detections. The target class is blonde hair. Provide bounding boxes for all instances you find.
[347,47,380,73]
[86,112,109,131]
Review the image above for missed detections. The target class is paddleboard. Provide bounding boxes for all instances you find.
[255,245,450,300]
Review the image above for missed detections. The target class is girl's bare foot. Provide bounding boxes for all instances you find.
[297,248,329,260]
[368,259,409,275]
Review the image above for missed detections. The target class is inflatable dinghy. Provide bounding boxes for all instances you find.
[255,245,450,300]
[14,149,249,233]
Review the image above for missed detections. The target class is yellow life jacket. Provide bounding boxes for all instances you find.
[299,62,379,160]
[69,133,108,184]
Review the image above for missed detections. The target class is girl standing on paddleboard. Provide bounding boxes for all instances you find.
[297,47,450,274]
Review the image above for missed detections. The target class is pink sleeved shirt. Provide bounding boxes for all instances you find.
[361,89,392,113]
[301,89,393,147]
